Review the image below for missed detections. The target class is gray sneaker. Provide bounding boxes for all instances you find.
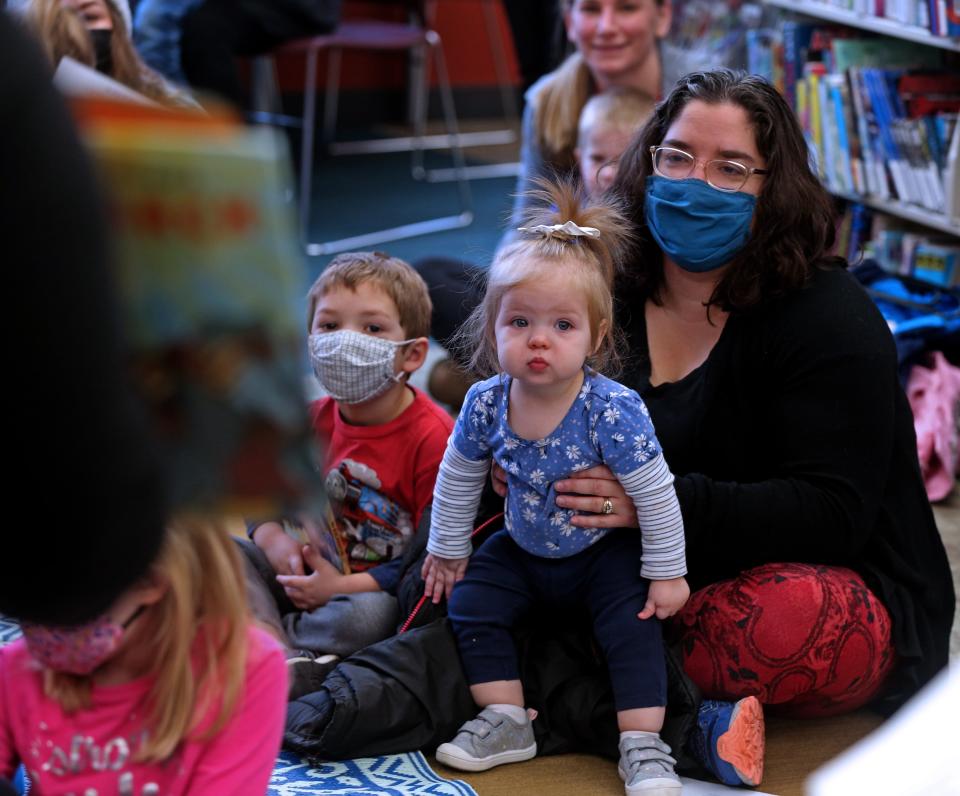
[618,734,682,796]
[435,707,537,772]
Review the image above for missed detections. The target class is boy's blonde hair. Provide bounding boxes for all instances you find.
[306,251,432,340]
[44,518,250,763]
[577,87,657,148]
[459,178,634,377]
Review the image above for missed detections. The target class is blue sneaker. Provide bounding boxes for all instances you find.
[689,697,765,787]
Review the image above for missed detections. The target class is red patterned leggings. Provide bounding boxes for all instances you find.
[671,563,896,717]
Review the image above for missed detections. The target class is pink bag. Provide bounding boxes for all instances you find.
[907,351,960,502]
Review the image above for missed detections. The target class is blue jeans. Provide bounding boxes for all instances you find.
[133,0,202,85]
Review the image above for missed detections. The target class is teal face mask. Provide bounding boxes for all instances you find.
[643,176,757,273]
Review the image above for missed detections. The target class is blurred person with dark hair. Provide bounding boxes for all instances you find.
[0,9,166,626]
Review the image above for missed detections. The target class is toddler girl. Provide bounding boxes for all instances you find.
[423,181,689,796]
[1,519,286,795]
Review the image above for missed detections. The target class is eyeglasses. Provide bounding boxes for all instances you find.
[649,146,768,192]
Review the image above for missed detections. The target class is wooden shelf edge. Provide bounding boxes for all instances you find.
[763,0,960,51]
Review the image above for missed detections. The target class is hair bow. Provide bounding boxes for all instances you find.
[517,221,600,239]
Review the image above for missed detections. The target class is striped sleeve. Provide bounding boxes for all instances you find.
[426,439,490,559]
[620,453,687,579]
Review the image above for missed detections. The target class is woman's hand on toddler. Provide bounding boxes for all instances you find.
[421,553,468,604]
[276,545,344,610]
[554,466,639,529]
[638,577,690,620]
[491,462,509,498]
[254,522,306,576]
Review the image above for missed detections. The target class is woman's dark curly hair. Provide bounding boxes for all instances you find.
[610,69,841,311]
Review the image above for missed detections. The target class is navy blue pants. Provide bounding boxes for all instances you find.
[448,529,666,712]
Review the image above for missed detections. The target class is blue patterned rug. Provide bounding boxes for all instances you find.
[0,616,21,646]
[269,751,477,796]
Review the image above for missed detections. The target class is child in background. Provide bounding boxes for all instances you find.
[20,0,197,108]
[244,251,454,699]
[575,87,656,197]
[0,520,286,795]
[423,181,689,796]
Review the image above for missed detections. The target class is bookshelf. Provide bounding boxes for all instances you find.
[765,0,960,52]
[761,0,960,240]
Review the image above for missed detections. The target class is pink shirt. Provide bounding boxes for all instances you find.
[0,625,287,795]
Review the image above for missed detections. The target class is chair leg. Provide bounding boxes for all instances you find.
[322,48,342,147]
[299,46,319,247]
[410,42,428,181]
[427,30,473,217]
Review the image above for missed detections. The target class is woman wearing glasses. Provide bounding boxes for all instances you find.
[550,68,954,783]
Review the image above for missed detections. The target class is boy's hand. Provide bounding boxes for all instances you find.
[253,522,305,576]
[638,576,690,620]
[421,553,468,604]
[276,545,344,610]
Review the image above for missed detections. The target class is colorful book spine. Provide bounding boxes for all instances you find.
[947,0,960,35]
[863,68,911,202]
[829,74,857,192]
[782,21,816,111]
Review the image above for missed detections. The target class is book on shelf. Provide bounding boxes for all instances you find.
[785,26,958,224]
[947,115,960,220]
[912,238,960,285]
[836,202,875,262]
[865,215,960,283]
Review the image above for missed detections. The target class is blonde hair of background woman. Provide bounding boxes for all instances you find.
[44,518,249,763]
[534,52,595,175]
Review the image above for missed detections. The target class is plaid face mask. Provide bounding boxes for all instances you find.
[309,330,413,405]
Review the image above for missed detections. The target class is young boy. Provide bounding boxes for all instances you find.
[243,251,454,698]
[574,86,655,197]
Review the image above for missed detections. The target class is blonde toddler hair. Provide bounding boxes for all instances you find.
[577,86,657,149]
[461,178,634,377]
[44,518,250,763]
[306,251,433,340]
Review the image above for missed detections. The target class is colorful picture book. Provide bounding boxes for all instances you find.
[70,97,325,518]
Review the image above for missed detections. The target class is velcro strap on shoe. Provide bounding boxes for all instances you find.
[623,746,677,766]
[461,713,503,739]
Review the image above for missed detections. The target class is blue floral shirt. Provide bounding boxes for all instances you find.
[428,369,686,577]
